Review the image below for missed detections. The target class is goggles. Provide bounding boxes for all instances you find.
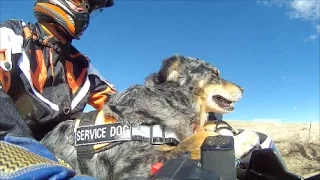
[67,0,112,13]
[67,0,90,9]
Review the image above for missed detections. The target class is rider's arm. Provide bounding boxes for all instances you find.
[0,19,97,180]
[87,63,117,110]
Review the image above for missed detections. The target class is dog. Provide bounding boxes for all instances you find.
[41,55,252,179]
[145,55,260,159]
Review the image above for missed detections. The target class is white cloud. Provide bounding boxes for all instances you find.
[288,0,320,21]
[281,75,294,82]
[309,34,318,40]
[258,0,320,21]
[305,34,318,41]
[305,24,320,41]
[257,0,287,7]
[258,0,320,41]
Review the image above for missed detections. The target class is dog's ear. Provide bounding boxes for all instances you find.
[157,55,185,84]
[145,73,158,86]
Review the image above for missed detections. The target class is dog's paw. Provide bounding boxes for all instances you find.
[216,128,236,136]
[233,130,260,159]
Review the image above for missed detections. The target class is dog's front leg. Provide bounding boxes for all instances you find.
[233,130,260,159]
[162,131,220,160]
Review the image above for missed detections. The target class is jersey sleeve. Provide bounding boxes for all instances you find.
[87,62,117,110]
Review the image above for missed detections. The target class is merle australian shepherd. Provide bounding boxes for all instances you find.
[41,55,245,179]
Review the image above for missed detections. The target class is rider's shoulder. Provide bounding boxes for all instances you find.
[1,19,30,28]
[1,19,34,37]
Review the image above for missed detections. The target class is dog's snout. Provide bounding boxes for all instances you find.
[239,87,244,93]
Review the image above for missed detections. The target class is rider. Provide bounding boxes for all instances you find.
[0,0,115,179]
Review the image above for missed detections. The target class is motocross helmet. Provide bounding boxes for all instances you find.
[34,0,114,39]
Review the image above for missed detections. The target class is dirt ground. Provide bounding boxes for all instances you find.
[228,120,320,178]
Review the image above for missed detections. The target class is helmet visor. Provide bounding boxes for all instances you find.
[88,0,113,12]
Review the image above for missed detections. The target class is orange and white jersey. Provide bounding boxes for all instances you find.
[0,19,116,139]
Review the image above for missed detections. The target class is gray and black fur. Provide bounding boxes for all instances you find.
[41,55,238,179]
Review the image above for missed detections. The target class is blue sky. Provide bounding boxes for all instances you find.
[1,0,319,122]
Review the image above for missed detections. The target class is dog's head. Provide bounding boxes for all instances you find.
[146,55,244,114]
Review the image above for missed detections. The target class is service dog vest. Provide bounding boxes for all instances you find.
[74,109,181,174]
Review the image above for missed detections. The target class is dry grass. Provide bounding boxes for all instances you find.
[228,120,320,178]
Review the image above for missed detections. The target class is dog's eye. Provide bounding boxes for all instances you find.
[215,69,220,76]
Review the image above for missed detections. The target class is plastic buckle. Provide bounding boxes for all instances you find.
[150,125,165,145]
[0,49,12,71]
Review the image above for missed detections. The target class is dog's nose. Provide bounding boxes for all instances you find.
[239,87,244,93]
